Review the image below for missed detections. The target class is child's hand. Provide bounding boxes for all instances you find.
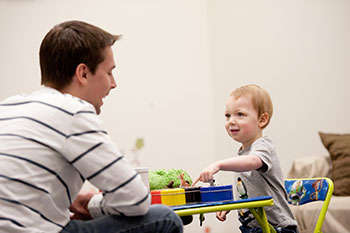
[192,162,220,187]
[216,210,229,222]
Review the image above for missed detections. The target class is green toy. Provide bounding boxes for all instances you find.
[149,169,192,190]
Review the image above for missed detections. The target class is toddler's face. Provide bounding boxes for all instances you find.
[224,96,262,149]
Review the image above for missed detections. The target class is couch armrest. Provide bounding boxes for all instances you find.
[287,155,332,179]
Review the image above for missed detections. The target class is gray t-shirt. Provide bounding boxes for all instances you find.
[235,136,297,228]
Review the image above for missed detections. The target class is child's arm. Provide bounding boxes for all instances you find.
[192,155,263,186]
[218,155,263,172]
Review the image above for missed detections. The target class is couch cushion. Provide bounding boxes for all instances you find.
[287,155,331,179]
[319,132,350,196]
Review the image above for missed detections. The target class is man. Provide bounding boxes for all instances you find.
[0,20,183,233]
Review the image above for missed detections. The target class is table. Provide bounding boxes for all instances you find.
[171,196,276,233]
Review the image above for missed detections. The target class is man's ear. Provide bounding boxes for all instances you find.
[259,112,269,128]
[75,63,89,86]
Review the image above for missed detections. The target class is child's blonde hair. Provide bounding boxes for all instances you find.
[231,84,273,128]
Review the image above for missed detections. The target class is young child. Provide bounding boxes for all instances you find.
[192,84,298,233]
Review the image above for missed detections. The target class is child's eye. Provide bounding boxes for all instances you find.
[225,113,230,118]
[237,112,244,117]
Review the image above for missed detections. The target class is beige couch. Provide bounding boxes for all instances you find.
[287,155,350,233]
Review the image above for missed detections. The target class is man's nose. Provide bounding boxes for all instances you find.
[111,76,117,89]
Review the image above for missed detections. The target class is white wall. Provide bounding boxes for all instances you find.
[208,0,350,173]
[1,1,350,233]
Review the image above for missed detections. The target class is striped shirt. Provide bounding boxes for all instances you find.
[0,86,150,233]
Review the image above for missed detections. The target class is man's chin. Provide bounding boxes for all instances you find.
[94,106,101,115]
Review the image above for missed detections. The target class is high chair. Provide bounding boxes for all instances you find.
[284,177,334,233]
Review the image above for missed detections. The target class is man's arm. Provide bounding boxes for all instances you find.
[63,109,150,218]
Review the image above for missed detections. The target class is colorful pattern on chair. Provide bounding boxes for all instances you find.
[285,179,329,205]
[284,178,334,233]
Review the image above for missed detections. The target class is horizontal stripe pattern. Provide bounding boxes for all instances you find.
[0,100,74,116]
[69,142,103,164]
[104,173,138,193]
[0,133,59,152]
[0,86,150,232]
[0,217,25,228]
[0,174,49,194]
[0,197,65,229]
[87,156,124,180]
[0,152,73,204]
[0,116,67,137]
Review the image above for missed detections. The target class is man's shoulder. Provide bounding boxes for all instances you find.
[1,87,96,115]
[33,87,95,114]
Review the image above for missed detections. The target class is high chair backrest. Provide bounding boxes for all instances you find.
[284,177,334,233]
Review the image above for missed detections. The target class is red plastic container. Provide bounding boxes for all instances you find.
[151,190,162,204]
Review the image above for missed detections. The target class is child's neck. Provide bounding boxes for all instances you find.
[241,134,263,150]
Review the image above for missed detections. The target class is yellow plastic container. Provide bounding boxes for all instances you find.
[160,188,186,206]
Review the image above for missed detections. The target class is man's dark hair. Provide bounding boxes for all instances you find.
[39,20,120,90]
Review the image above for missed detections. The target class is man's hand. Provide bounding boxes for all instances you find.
[69,191,97,220]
